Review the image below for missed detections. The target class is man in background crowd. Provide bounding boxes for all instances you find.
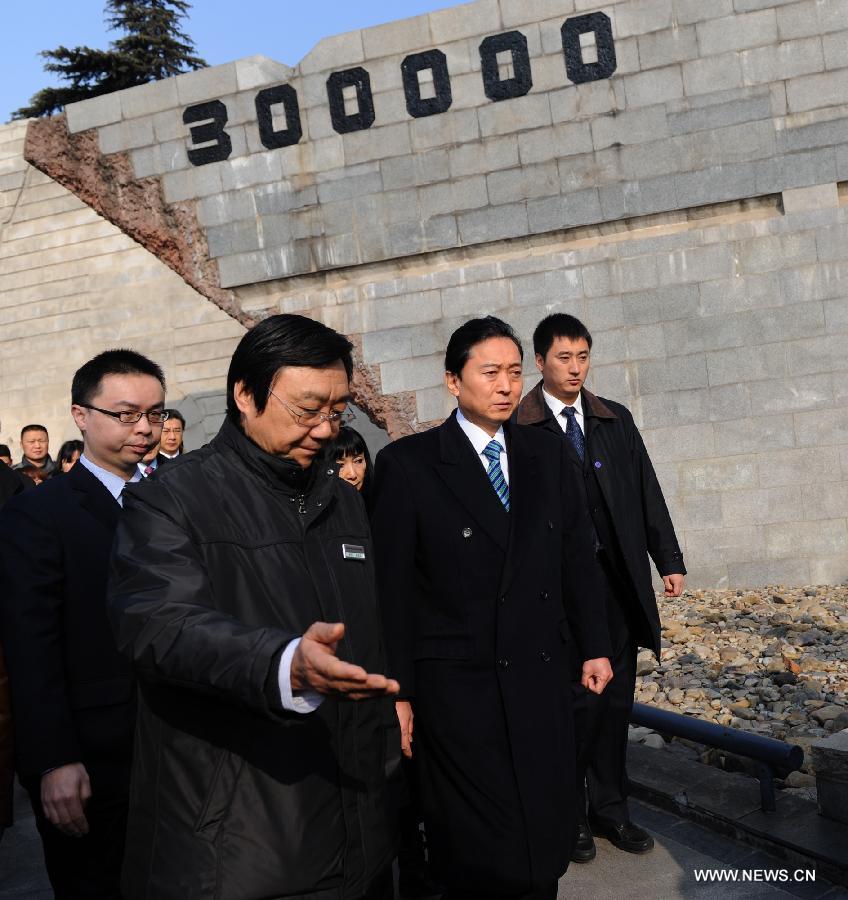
[0,421,32,845]
[0,350,166,897]
[14,425,56,476]
[0,445,11,468]
[158,409,185,460]
[517,313,686,862]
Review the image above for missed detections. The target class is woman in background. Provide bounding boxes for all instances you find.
[330,426,373,500]
[327,424,441,899]
[56,439,84,474]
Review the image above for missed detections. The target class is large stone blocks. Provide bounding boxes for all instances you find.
[15,0,848,588]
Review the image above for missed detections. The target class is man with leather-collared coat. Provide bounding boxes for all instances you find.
[516,312,686,863]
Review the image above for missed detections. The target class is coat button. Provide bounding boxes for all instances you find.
[499,595,506,605]
[462,527,472,538]
[540,590,549,601]
[540,651,551,663]
[498,657,509,669]
[547,520,554,530]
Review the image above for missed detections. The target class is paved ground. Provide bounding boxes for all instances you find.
[562,799,848,899]
[0,783,50,899]
[1,785,845,899]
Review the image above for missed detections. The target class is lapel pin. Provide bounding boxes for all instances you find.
[594,460,602,469]
[342,543,366,560]
[462,527,472,538]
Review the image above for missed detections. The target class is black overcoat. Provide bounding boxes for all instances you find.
[517,383,686,657]
[371,412,609,893]
[108,419,399,900]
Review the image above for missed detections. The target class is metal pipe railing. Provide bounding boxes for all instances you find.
[630,702,804,812]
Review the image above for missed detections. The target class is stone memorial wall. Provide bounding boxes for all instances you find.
[5,0,848,586]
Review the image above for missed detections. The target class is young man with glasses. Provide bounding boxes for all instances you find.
[107,314,399,900]
[0,349,166,897]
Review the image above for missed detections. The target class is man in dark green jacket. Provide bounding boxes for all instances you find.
[516,313,686,863]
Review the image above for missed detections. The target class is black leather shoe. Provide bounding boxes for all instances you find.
[589,818,654,854]
[572,822,596,862]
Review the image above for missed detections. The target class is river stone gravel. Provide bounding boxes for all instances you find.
[626,584,848,799]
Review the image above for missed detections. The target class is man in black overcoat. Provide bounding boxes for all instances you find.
[0,349,167,897]
[371,316,613,900]
[516,313,686,861]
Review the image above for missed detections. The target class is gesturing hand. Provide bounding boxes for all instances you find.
[41,763,91,837]
[582,657,613,695]
[290,622,400,700]
[396,700,414,759]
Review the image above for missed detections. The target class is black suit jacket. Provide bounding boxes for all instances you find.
[371,412,609,891]
[0,462,135,780]
[0,459,31,508]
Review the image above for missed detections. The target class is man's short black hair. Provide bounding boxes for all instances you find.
[71,349,166,407]
[20,424,48,439]
[0,444,10,457]
[532,314,593,359]
[445,316,523,376]
[226,314,354,423]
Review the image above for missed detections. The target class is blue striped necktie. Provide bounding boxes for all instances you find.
[482,439,510,511]
[562,406,585,462]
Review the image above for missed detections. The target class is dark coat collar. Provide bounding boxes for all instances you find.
[215,417,321,498]
[515,381,617,426]
[68,458,121,532]
[435,411,511,551]
[434,412,537,594]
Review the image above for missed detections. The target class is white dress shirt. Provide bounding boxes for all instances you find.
[278,638,322,714]
[456,408,510,485]
[78,454,142,507]
[542,387,585,437]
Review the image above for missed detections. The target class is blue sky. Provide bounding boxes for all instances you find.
[3,0,456,123]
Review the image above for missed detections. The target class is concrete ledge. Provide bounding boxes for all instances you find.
[812,730,848,825]
[628,742,848,887]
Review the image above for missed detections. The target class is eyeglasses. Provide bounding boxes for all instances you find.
[80,405,168,425]
[267,390,355,427]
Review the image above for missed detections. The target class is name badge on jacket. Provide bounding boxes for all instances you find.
[342,543,366,561]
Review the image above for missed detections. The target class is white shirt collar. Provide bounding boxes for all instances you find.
[455,408,507,456]
[542,386,583,420]
[79,453,142,505]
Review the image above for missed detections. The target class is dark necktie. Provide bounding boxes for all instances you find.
[562,406,585,462]
[482,440,510,511]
